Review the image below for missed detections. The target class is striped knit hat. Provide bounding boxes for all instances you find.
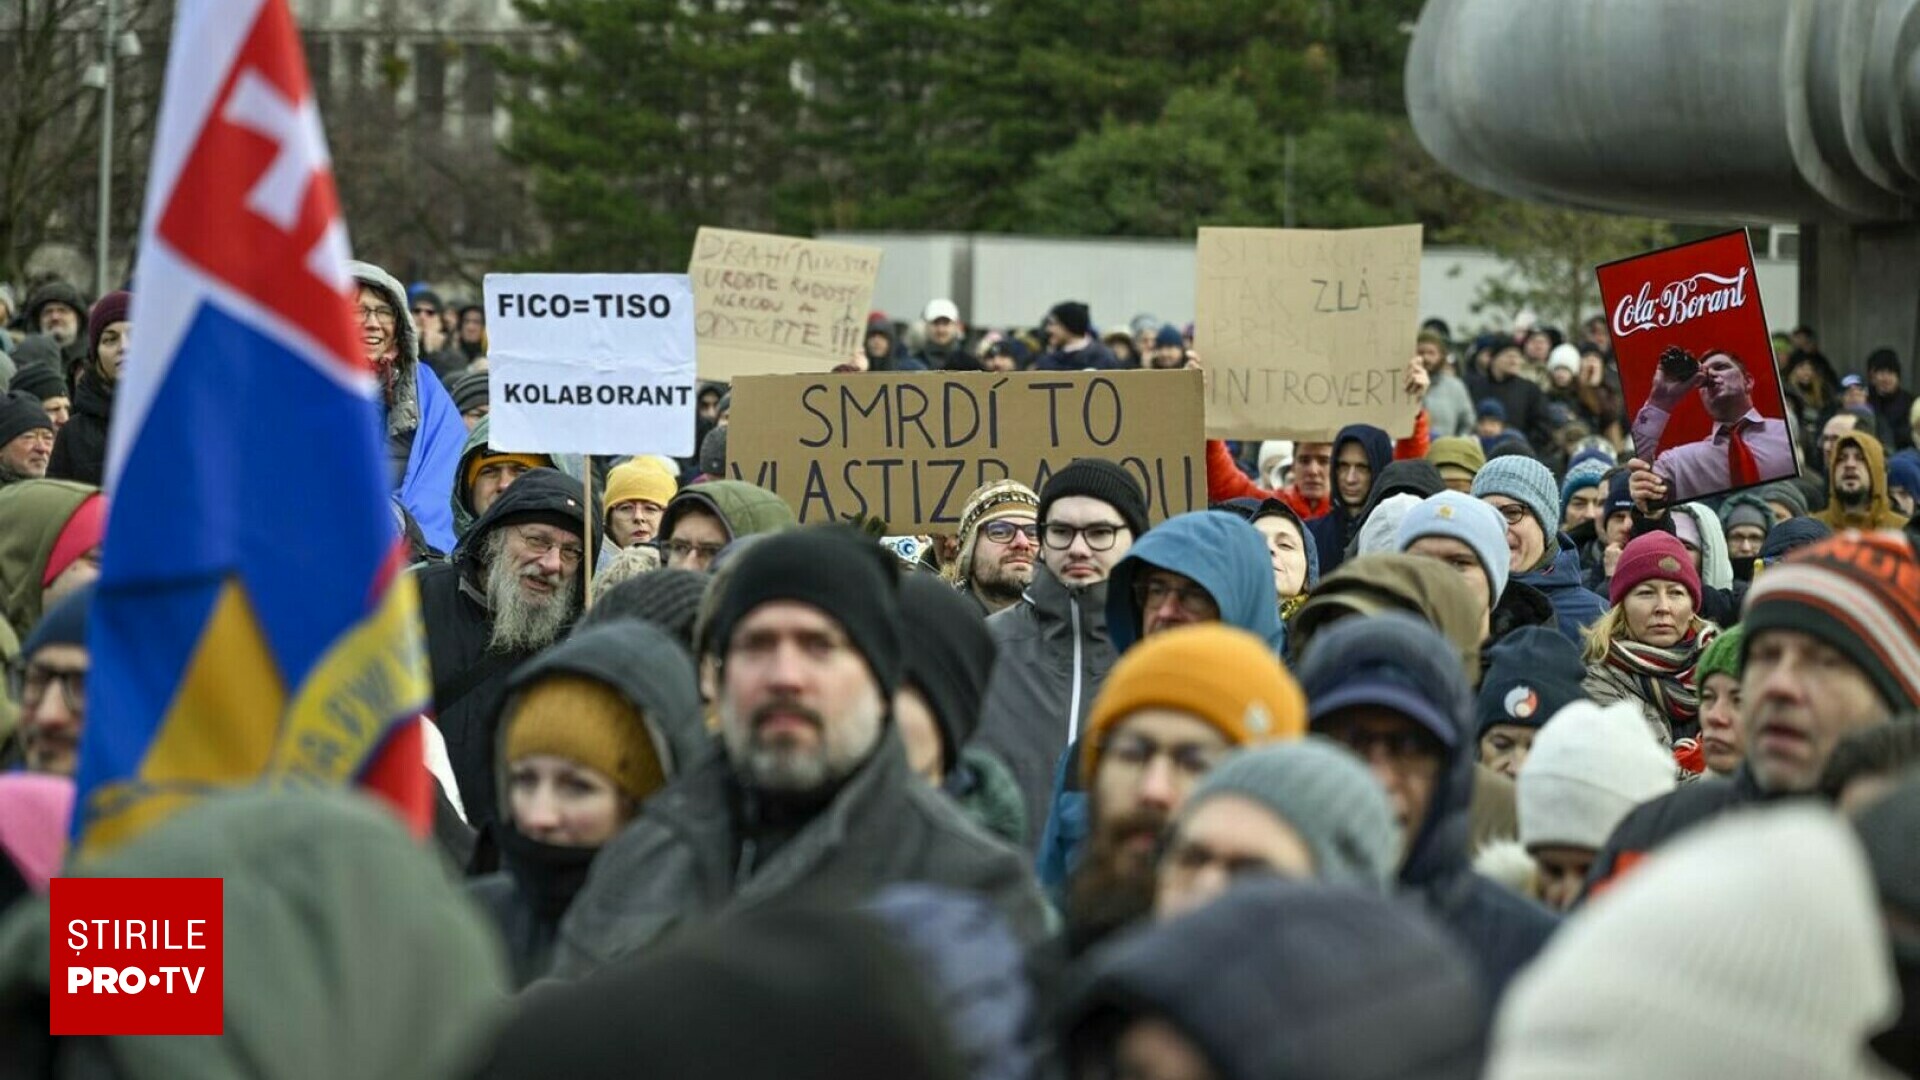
[950,479,1039,584]
[1741,531,1920,711]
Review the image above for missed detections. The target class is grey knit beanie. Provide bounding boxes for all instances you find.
[1473,455,1561,548]
[1179,737,1401,890]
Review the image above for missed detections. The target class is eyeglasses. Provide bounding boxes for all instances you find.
[980,520,1039,544]
[1133,576,1217,617]
[355,304,398,326]
[1488,502,1530,527]
[666,538,726,563]
[13,663,86,713]
[1099,732,1225,779]
[1043,521,1126,551]
[515,527,584,567]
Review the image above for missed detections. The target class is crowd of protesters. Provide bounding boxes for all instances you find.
[3,273,1920,1079]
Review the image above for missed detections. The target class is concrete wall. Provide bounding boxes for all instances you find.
[826,231,1802,340]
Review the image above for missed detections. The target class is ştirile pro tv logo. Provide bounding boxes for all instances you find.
[50,878,224,1035]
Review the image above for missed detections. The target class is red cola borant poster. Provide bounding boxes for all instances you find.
[1596,230,1799,505]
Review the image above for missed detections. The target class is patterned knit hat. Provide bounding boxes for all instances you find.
[951,478,1039,584]
[1741,532,1920,711]
[1082,624,1305,785]
[1610,532,1702,609]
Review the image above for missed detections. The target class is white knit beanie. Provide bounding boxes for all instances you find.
[1357,493,1423,557]
[1488,806,1901,1080]
[1517,701,1676,852]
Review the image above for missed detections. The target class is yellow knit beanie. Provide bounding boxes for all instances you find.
[604,457,680,522]
[503,675,667,803]
[1081,624,1306,786]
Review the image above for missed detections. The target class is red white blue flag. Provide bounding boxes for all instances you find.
[73,0,430,855]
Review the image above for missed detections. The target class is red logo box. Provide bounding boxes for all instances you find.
[49,878,223,1036]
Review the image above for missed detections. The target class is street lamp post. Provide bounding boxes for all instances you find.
[95,0,117,299]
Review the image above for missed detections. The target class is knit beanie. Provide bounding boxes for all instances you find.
[1758,516,1831,564]
[86,290,130,362]
[1039,458,1149,539]
[1049,301,1092,338]
[464,452,548,498]
[698,425,728,478]
[1560,461,1609,517]
[504,675,668,804]
[583,568,709,652]
[1082,623,1306,786]
[1476,627,1589,739]
[1695,623,1745,686]
[900,573,997,766]
[1182,738,1401,890]
[1754,480,1808,519]
[1357,493,1424,557]
[952,478,1040,583]
[1719,497,1772,537]
[0,391,53,447]
[41,492,105,588]
[1153,323,1184,348]
[710,525,903,696]
[1602,471,1634,522]
[1609,531,1701,609]
[1472,455,1560,544]
[1476,398,1507,422]
[1888,453,1920,501]
[8,364,67,405]
[449,370,489,414]
[1568,445,1616,473]
[1741,532,1920,711]
[1395,491,1511,605]
[22,581,91,657]
[1546,343,1581,376]
[1515,701,1676,852]
[1487,807,1897,1080]
[604,456,679,519]
[1426,436,1486,480]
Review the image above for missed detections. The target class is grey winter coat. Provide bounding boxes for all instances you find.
[970,564,1117,848]
[548,727,1053,978]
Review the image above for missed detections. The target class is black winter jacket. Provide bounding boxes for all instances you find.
[46,371,110,486]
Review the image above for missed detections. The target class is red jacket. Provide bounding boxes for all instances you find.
[1205,410,1432,520]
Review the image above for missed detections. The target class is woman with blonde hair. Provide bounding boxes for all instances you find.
[1582,531,1718,765]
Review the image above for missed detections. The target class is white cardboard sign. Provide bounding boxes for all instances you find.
[483,273,697,456]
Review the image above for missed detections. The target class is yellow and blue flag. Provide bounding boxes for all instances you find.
[72,0,431,856]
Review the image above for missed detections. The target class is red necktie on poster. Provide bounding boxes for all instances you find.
[1727,420,1760,487]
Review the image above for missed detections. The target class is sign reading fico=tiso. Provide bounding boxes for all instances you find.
[484,273,698,457]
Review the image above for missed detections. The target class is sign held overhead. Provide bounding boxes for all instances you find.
[484,272,697,457]
[1195,224,1423,441]
[726,370,1205,533]
[688,227,882,381]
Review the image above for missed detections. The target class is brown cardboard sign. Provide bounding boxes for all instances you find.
[688,227,883,381]
[725,370,1205,531]
[1195,224,1423,441]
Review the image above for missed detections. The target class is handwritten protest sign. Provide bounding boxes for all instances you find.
[726,370,1204,532]
[1195,225,1422,441]
[484,273,696,456]
[688,227,882,381]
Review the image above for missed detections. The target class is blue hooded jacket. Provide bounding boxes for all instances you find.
[1513,533,1610,642]
[1105,511,1283,654]
[1296,614,1557,996]
[1307,424,1393,577]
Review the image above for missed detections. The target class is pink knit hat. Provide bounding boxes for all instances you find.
[1610,531,1702,609]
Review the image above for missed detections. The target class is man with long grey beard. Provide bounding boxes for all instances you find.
[419,467,587,839]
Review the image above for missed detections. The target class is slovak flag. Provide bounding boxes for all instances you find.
[72,0,431,856]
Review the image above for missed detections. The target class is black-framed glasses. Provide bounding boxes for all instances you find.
[355,304,398,326]
[1488,502,1529,527]
[980,520,1039,544]
[12,662,86,713]
[666,538,725,563]
[1099,732,1226,778]
[1043,521,1125,551]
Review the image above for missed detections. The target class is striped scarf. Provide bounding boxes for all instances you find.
[1605,624,1718,731]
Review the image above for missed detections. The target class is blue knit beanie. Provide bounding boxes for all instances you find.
[1560,461,1610,518]
[1393,491,1510,605]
